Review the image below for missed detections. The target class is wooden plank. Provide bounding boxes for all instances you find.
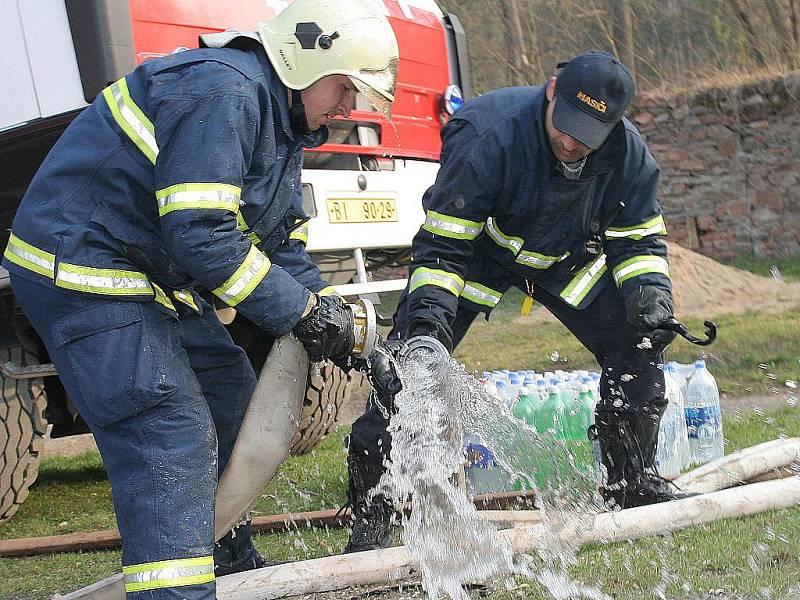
[0,490,536,558]
[675,437,800,494]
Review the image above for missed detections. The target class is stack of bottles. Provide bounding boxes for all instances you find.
[464,369,600,495]
[669,359,725,468]
[463,361,724,496]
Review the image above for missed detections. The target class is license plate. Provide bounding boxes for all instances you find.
[326,198,398,223]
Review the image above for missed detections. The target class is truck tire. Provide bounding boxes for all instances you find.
[0,342,48,523]
[290,361,368,456]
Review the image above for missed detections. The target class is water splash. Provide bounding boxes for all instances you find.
[377,347,605,599]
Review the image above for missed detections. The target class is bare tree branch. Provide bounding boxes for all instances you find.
[765,0,799,67]
[611,0,637,78]
[727,0,768,67]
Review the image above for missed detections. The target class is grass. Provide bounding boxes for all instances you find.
[720,253,800,283]
[1,408,799,600]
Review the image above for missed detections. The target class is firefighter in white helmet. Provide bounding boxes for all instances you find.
[3,0,397,597]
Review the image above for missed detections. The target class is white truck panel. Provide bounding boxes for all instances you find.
[18,0,87,118]
[0,0,40,131]
[0,0,86,132]
[302,159,437,253]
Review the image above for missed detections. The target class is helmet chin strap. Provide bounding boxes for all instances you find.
[290,89,311,136]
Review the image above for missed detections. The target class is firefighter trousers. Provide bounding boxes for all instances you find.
[11,273,256,600]
[348,280,666,486]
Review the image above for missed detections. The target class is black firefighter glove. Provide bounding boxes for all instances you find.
[624,285,678,354]
[363,339,404,412]
[293,294,355,365]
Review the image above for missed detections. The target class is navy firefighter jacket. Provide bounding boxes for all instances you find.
[406,85,671,340]
[3,44,332,336]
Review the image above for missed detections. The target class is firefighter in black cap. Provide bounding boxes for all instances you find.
[344,50,688,553]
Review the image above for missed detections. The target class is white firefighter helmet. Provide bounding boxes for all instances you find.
[259,0,399,119]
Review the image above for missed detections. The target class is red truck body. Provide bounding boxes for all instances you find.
[129,0,451,161]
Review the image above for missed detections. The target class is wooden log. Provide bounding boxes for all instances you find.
[476,510,540,528]
[0,510,352,558]
[211,477,800,600]
[745,463,800,484]
[4,491,536,559]
[674,437,800,494]
[0,530,122,558]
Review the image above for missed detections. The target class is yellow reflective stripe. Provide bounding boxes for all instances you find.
[409,267,464,297]
[613,255,670,286]
[3,233,55,278]
[289,224,309,244]
[318,286,339,296]
[605,215,667,240]
[461,281,503,308]
[560,254,607,307]
[173,289,199,312]
[422,210,484,240]
[56,263,153,296]
[236,213,263,245]
[516,249,566,269]
[485,217,523,254]
[155,183,241,217]
[212,245,271,307]
[152,283,176,311]
[102,78,158,164]
[122,556,214,592]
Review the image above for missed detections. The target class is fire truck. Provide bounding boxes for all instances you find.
[0,0,469,522]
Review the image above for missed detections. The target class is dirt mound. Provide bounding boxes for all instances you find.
[667,242,800,317]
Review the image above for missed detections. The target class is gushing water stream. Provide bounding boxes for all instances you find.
[376,344,610,599]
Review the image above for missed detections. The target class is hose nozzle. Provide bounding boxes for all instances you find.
[396,335,450,370]
[348,298,379,357]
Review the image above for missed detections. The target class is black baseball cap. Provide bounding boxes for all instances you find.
[552,50,635,150]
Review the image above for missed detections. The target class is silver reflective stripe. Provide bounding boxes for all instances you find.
[516,250,564,269]
[605,215,667,240]
[409,267,464,297]
[212,245,271,307]
[561,254,607,306]
[613,255,670,286]
[422,210,484,240]
[103,78,159,163]
[289,223,309,243]
[156,184,241,216]
[462,282,502,307]
[3,233,55,278]
[485,217,522,253]
[56,263,153,296]
[123,556,215,592]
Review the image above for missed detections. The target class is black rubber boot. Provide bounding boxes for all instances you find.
[342,451,395,553]
[214,520,267,577]
[594,408,694,510]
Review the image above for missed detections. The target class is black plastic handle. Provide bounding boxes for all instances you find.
[660,319,717,346]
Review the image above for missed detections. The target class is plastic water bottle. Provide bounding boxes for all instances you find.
[685,360,724,466]
[512,382,538,427]
[463,433,512,495]
[495,380,517,409]
[536,385,565,438]
[509,374,524,400]
[655,365,690,478]
[575,384,594,438]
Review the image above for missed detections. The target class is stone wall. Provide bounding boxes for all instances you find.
[629,74,800,258]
